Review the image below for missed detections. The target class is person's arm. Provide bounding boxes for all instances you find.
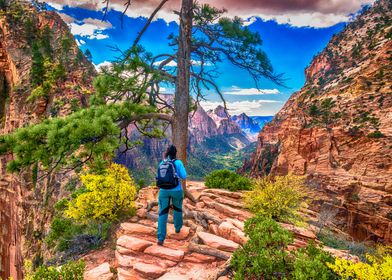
[176,160,187,180]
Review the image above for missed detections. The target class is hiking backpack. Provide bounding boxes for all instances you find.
[156,159,179,189]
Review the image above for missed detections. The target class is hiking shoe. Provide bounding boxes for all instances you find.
[157,240,164,246]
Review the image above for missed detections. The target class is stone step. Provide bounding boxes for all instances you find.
[117,235,153,252]
[144,245,185,262]
[118,267,147,280]
[133,262,167,278]
[120,223,156,235]
[183,252,216,263]
[197,231,239,252]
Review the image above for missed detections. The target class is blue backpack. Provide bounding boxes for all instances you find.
[156,159,179,189]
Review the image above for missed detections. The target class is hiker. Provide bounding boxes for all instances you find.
[156,144,187,245]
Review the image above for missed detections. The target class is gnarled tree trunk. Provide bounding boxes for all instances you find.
[173,0,195,202]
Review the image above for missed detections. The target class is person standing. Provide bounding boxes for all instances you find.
[156,145,187,245]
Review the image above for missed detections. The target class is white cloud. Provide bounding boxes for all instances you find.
[91,33,109,40]
[200,99,282,116]
[153,60,178,67]
[243,16,257,26]
[45,0,376,28]
[153,59,211,67]
[94,61,113,71]
[258,12,349,28]
[224,86,280,96]
[76,39,86,46]
[69,19,112,40]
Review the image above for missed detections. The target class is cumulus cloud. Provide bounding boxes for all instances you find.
[224,86,279,96]
[94,61,113,71]
[200,99,282,116]
[68,17,112,40]
[45,0,376,27]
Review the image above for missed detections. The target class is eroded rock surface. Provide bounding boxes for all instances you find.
[84,183,357,279]
[241,0,392,243]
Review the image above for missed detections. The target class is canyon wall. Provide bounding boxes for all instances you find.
[243,0,392,243]
[0,2,94,279]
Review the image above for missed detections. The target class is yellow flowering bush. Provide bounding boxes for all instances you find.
[244,174,307,223]
[327,246,392,280]
[65,163,137,223]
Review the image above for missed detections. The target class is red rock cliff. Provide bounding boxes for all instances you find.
[243,0,392,243]
[0,2,94,279]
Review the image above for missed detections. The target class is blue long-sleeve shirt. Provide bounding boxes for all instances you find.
[158,158,186,192]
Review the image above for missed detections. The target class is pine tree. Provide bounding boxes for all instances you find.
[31,41,45,86]
[84,49,92,62]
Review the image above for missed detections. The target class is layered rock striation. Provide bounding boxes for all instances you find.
[0,2,94,279]
[243,0,392,243]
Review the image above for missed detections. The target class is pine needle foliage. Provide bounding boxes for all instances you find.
[0,102,156,173]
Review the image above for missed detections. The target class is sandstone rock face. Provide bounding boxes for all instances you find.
[242,0,392,243]
[0,3,95,279]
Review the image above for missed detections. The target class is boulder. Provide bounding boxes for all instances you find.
[133,262,166,278]
[197,232,239,252]
[218,221,247,245]
[144,245,185,262]
[84,262,113,280]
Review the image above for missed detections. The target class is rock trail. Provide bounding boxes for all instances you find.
[84,182,357,280]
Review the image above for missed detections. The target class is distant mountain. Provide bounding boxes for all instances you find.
[250,116,274,129]
[231,114,273,141]
[231,113,261,134]
[117,103,251,183]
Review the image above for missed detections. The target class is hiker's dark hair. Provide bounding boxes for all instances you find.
[165,145,177,159]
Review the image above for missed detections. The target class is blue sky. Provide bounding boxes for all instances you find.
[45,0,373,116]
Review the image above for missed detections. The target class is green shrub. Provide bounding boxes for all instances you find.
[327,246,392,280]
[367,130,384,138]
[231,216,336,279]
[231,216,293,279]
[65,163,137,223]
[244,174,307,224]
[25,260,85,280]
[292,242,338,280]
[204,169,252,191]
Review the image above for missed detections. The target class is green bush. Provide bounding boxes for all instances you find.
[367,130,384,138]
[204,169,252,191]
[244,174,307,224]
[25,260,85,280]
[231,216,294,279]
[231,216,337,280]
[292,242,338,280]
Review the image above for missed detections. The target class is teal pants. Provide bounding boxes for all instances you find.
[157,190,183,241]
